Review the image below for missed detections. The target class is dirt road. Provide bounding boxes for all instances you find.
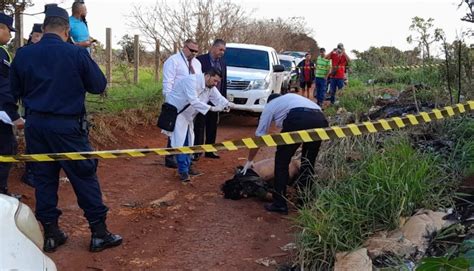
[9,115,296,270]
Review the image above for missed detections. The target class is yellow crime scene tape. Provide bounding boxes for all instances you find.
[387,63,442,70]
[1,101,472,163]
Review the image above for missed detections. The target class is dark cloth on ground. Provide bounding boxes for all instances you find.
[222,168,270,200]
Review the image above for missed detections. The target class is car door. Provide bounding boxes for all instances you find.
[271,51,284,93]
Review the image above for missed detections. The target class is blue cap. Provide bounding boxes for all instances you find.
[44,4,58,13]
[45,6,69,21]
[0,13,16,32]
[32,23,42,33]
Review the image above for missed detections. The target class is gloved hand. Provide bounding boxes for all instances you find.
[228,102,237,109]
[241,160,253,175]
[210,104,225,112]
[209,106,219,112]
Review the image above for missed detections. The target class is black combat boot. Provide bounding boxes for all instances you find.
[42,221,68,253]
[89,219,123,252]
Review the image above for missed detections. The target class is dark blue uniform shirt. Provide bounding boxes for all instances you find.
[10,33,106,116]
[0,46,19,122]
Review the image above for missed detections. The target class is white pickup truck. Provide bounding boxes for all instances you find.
[225,43,285,113]
[0,194,57,270]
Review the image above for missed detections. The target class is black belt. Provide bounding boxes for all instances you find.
[28,111,83,120]
[289,107,321,113]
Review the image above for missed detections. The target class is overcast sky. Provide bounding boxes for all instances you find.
[22,0,473,57]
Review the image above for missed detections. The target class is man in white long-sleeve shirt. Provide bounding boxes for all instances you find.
[163,68,233,182]
[162,39,202,168]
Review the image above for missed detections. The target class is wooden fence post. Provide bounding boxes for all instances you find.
[14,4,24,50]
[134,34,139,84]
[155,39,161,82]
[105,28,112,86]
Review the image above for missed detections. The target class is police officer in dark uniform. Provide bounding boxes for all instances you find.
[26,23,43,45]
[10,6,122,253]
[0,13,23,198]
[20,23,43,187]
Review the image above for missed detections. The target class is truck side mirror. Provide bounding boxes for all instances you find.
[273,65,285,73]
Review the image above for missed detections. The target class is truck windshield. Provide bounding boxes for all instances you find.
[225,48,270,70]
[279,60,293,71]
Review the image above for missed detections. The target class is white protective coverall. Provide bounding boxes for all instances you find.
[162,73,229,148]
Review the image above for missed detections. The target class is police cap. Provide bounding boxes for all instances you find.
[44,4,57,13]
[0,13,16,32]
[32,23,43,33]
[45,6,69,21]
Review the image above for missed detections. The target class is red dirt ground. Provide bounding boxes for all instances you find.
[9,114,297,270]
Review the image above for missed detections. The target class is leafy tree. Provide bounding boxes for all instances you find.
[459,0,474,22]
[0,0,33,14]
[117,34,145,64]
[406,17,443,60]
[352,46,409,67]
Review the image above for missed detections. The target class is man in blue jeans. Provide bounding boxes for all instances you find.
[314,48,331,106]
[327,43,350,104]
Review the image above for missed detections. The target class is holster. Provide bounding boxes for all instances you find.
[79,114,90,135]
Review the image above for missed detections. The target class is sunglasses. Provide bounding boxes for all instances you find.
[186,45,198,53]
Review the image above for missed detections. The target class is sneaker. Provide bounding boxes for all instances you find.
[188,167,202,176]
[179,172,191,182]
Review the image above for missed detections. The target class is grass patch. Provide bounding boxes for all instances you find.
[86,66,163,144]
[86,67,162,114]
[296,116,474,269]
[438,117,474,177]
[296,136,449,269]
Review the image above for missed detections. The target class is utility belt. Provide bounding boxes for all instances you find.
[27,110,89,134]
[28,111,83,120]
[289,107,321,114]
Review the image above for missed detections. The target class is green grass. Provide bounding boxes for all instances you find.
[87,66,162,113]
[295,116,474,269]
[440,117,474,177]
[296,137,449,269]
[338,86,373,116]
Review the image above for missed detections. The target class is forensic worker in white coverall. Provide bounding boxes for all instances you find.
[162,67,235,182]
